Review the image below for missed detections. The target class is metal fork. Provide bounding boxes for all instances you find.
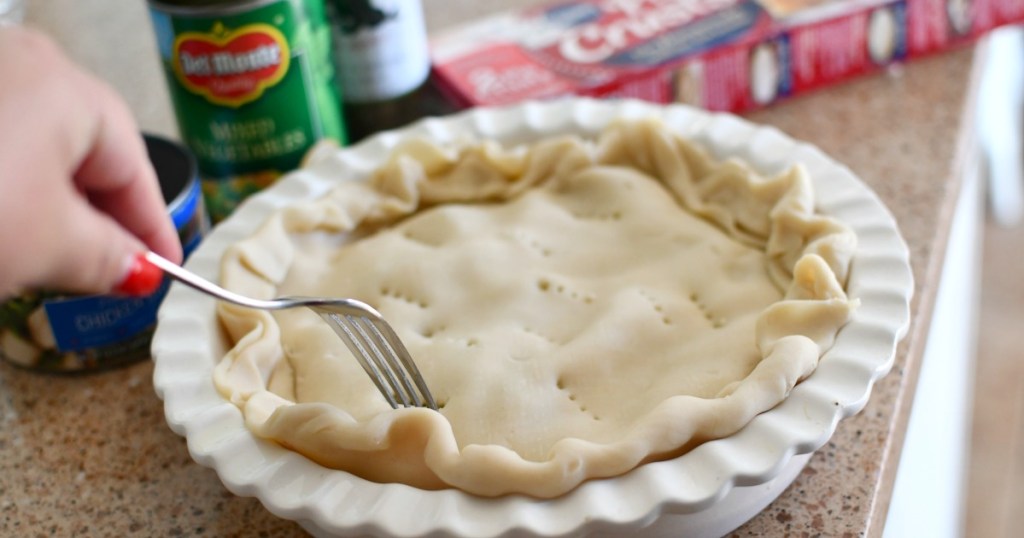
[143,251,437,410]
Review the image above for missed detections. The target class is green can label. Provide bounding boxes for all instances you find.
[150,0,346,221]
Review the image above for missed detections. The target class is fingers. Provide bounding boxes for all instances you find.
[0,163,153,297]
[73,79,184,265]
[40,194,146,295]
[61,72,183,293]
[0,27,184,296]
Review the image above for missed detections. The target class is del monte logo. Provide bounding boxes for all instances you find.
[173,22,290,108]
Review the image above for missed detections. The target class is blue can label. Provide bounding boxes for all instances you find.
[0,140,208,372]
[44,282,170,353]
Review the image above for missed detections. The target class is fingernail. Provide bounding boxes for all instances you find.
[113,252,164,296]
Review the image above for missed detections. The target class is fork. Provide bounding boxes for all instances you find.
[138,251,437,410]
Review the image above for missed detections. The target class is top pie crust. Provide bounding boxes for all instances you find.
[212,118,857,498]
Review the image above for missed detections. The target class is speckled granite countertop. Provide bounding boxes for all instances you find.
[3,1,978,536]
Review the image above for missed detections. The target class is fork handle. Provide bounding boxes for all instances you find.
[137,251,284,311]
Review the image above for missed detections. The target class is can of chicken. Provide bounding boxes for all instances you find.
[0,135,209,373]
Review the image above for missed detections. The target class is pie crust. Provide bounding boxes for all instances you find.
[212,118,857,498]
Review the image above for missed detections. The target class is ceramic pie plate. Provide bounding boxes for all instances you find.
[151,98,913,537]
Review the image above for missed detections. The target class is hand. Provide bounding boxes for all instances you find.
[0,26,183,299]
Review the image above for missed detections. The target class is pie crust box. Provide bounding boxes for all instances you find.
[212,115,860,498]
[430,0,1024,112]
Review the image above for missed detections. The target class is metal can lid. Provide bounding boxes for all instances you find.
[144,134,201,229]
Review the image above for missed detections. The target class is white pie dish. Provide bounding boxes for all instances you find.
[151,98,913,537]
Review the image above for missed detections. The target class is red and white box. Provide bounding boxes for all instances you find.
[430,0,1024,112]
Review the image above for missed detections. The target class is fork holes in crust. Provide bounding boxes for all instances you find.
[507,229,553,258]
[555,377,598,419]
[419,325,446,338]
[536,278,596,305]
[379,286,429,309]
[638,289,672,325]
[688,290,722,327]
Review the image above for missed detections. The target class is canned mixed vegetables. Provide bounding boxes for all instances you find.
[148,0,346,222]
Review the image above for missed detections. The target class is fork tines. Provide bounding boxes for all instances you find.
[319,310,438,411]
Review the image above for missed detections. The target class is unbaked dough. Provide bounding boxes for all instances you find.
[212,118,857,498]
